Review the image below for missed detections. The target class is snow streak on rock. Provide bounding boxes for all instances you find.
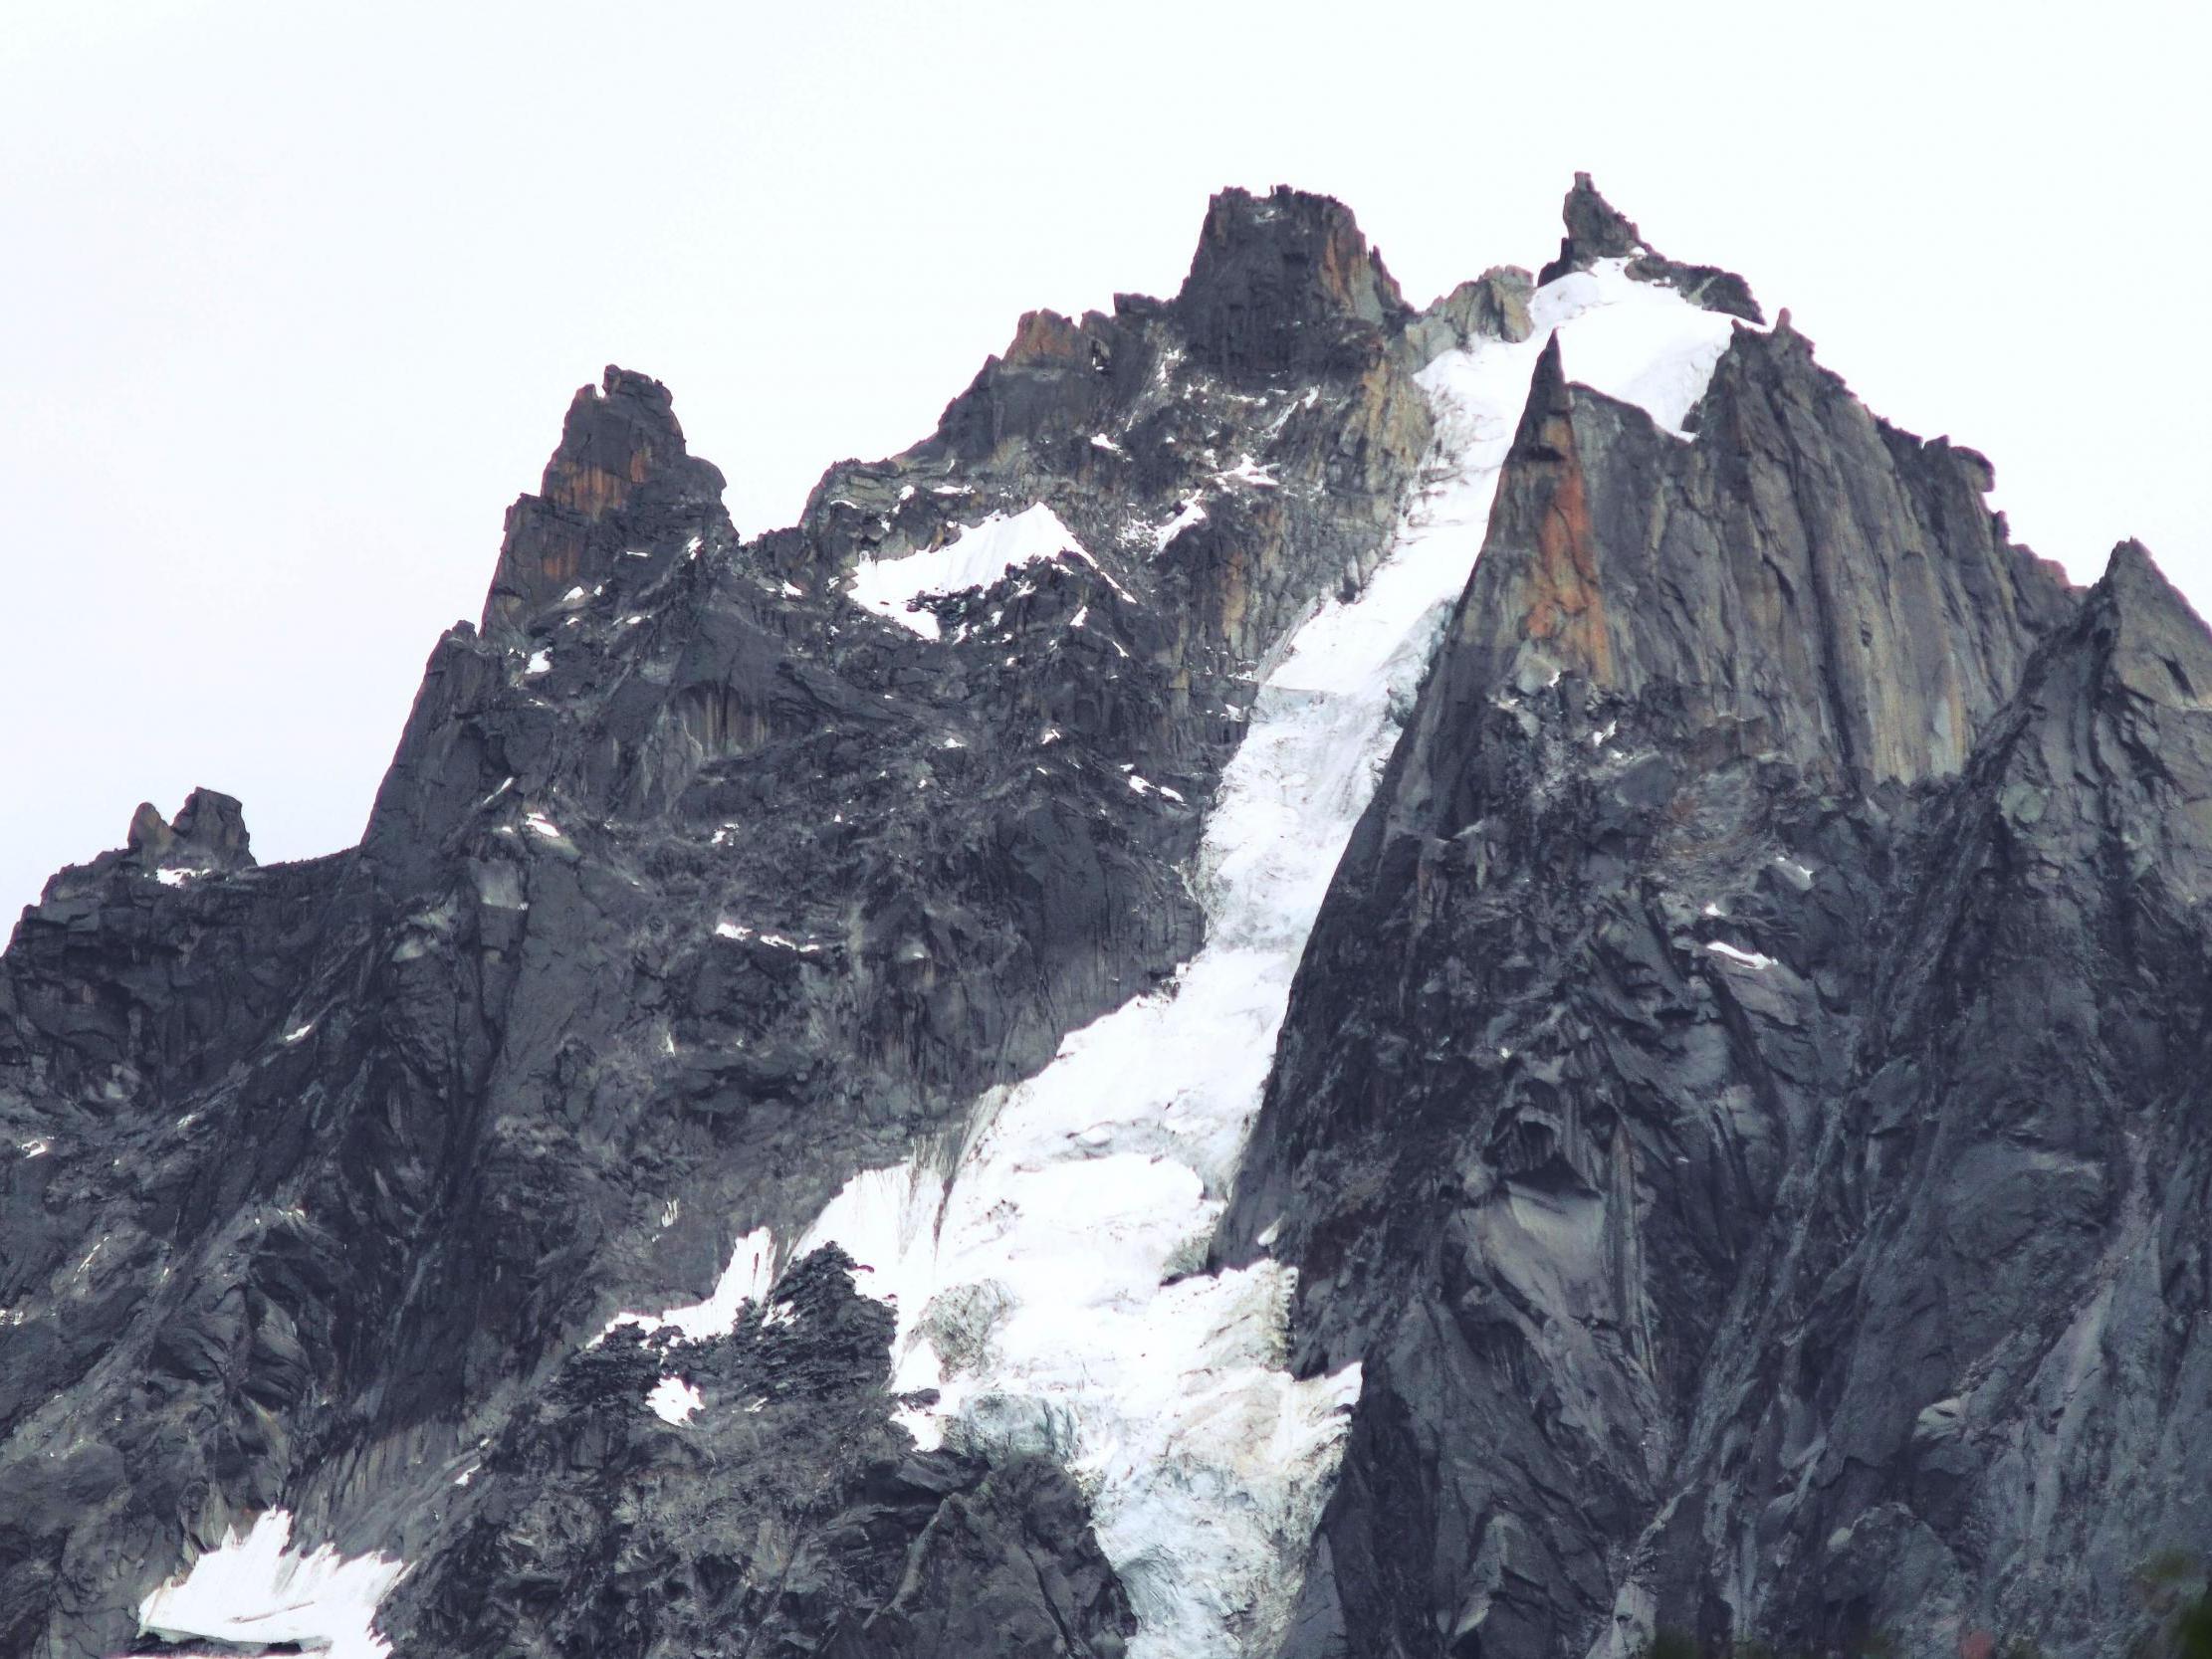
[597,1224,776,1345]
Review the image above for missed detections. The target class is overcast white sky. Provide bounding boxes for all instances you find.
[2,0,2206,921]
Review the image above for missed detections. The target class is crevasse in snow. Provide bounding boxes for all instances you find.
[611,264,1755,1657]
[127,1511,405,1659]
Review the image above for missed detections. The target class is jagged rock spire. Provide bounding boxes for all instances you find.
[1538,172,1764,322]
[123,788,254,874]
[1558,169,1649,263]
[481,365,730,639]
[1171,184,1413,372]
[2095,536,2212,708]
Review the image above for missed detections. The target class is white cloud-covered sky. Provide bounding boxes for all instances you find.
[2,0,2205,920]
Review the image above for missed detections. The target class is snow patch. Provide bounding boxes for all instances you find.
[1216,455,1278,488]
[1528,257,1757,436]
[647,1375,706,1424]
[523,650,551,677]
[1704,939,1777,970]
[847,505,1092,640]
[132,1511,405,1659]
[598,1226,776,1344]
[1152,498,1207,552]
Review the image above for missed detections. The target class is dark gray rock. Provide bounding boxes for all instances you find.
[0,183,1432,1659]
[1172,184,1417,375]
[481,365,733,642]
[378,1247,1134,1659]
[1217,300,2208,1659]
[1539,172,1765,322]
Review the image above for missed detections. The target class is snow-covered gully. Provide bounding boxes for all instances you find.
[638,261,1754,1659]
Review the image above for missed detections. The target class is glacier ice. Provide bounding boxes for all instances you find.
[625,261,1747,1657]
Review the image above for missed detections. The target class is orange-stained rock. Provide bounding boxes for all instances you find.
[481,366,728,638]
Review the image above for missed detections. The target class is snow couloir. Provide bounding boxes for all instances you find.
[617,259,1759,1659]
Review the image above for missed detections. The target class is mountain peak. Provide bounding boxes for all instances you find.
[480,365,730,639]
[121,788,254,874]
[1558,170,1649,263]
[11,176,2200,1659]
[2089,537,2212,709]
[1538,172,1763,322]
[1172,184,1412,371]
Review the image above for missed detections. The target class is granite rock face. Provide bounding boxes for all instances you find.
[378,1247,1134,1659]
[5,178,2208,1659]
[1217,260,2207,1656]
[482,366,733,641]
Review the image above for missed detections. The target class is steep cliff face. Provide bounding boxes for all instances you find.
[3,176,2205,1659]
[1216,193,2205,1659]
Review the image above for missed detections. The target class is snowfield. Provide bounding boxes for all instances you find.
[128,1511,404,1659]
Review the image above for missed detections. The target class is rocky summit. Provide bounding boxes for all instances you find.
[3,178,2206,1659]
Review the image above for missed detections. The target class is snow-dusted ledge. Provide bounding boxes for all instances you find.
[847,503,1100,639]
